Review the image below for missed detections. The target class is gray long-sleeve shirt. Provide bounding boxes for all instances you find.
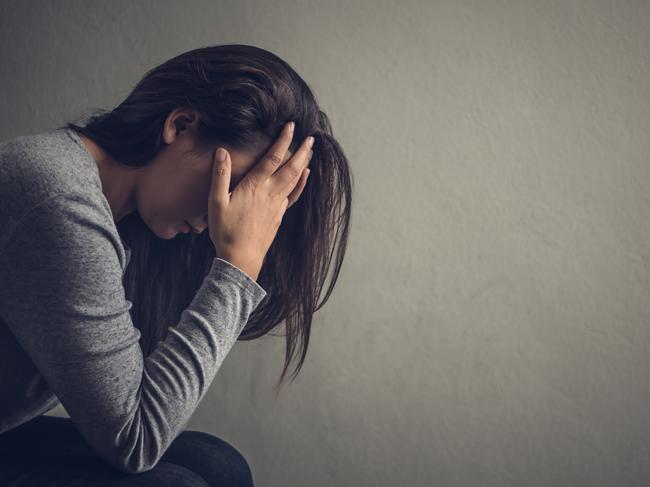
[0,127,267,473]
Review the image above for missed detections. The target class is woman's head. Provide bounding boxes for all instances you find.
[86,105,297,239]
[60,43,352,390]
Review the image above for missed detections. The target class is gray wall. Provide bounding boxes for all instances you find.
[2,0,650,485]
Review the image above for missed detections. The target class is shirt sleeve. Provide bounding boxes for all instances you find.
[0,191,267,474]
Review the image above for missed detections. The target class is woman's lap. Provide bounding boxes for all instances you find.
[0,415,254,487]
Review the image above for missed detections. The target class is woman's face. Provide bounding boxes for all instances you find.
[136,129,293,240]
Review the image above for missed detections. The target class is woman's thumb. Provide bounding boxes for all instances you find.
[211,147,230,203]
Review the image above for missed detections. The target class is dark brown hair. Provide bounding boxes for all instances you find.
[58,44,353,392]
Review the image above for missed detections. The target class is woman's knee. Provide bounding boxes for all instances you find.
[161,430,254,487]
[110,461,210,486]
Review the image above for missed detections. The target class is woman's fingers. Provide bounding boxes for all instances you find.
[243,121,314,199]
[246,121,295,186]
[287,167,311,208]
[210,148,231,205]
[273,141,313,198]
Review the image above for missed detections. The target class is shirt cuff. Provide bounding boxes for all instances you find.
[210,257,267,300]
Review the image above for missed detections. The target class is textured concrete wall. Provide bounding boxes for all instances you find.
[2,0,650,485]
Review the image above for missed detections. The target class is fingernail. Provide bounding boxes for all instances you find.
[307,136,314,147]
[216,148,226,161]
[288,121,295,132]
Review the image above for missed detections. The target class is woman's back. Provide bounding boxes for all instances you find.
[0,128,126,433]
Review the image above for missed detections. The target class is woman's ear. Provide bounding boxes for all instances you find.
[162,108,201,144]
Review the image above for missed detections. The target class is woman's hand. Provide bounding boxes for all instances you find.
[207,122,313,281]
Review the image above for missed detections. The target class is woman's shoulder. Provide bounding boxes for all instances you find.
[2,127,102,193]
[0,128,109,222]
[0,129,117,260]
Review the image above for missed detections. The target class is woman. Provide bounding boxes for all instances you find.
[0,44,352,486]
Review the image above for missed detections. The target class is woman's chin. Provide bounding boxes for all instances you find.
[153,221,188,239]
[156,226,179,240]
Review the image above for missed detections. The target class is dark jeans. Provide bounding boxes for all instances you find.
[0,414,255,486]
